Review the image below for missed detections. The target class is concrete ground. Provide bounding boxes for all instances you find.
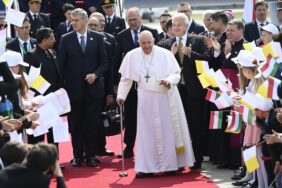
[201,160,237,188]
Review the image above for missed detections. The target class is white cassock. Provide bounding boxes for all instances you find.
[117,46,195,173]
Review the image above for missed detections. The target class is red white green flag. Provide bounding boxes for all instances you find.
[209,111,223,129]
[226,111,242,134]
[239,105,254,125]
[258,55,279,78]
[205,88,220,103]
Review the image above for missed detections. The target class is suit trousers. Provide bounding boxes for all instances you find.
[123,84,138,149]
[178,85,205,165]
[68,91,103,158]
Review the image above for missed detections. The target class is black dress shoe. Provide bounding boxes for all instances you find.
[71,158,82,167]
[231,167,246,180]
[86,157,97,167]
[97,150,115,156]
[178,167,185,172]
[135,172,154,179]
[190,163,202,170]
[232,181,249,186]
[165,171,177,176]
[95,157,101,164]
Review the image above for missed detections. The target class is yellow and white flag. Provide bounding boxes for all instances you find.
[2,0,13,8]
[243,146,259,173]
[31,75,51,95]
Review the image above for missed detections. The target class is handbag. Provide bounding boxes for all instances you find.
[0,96,14,118]
[101,103,122,136]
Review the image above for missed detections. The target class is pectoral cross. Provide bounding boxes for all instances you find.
[145,74,150,83]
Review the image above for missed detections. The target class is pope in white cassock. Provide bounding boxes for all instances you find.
[116,31,195,178]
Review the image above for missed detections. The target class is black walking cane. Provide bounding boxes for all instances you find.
[119,104,128,177]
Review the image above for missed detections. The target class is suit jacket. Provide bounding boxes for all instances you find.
[25,46,62,95]
[58,30,108,100]
[105,15,126,37]
[6,37,37,60]
[55,21,73,50]
[188,20,205,35]
[26,12,51,38]
[0,164,66,188]
[113,25,160,84]
[50,0,76,29]
[158,35,210,98]
[244,21,261,42]
[102,32,116,95]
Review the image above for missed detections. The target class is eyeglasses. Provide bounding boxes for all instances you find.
[160,21,167,24]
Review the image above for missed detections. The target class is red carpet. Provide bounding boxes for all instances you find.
[50,135,218,188]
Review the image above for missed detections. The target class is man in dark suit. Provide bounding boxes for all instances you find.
[50,0,76,30]
[26,0,51,38]
[55,3,75,50]
[25,27,62,144]
[58,8,108,167]
[102,0,126,37]
[6,17,36,59]
[158,13,210,169]
[159,13,171,40]
[114,7,160,158]
[177,3,205,34]
[18,0,48,13]
[244,1,270,45]
[88,15,115,156]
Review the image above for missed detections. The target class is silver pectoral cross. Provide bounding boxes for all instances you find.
[145,74,150,83]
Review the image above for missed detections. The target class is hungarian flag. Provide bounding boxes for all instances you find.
[243,146,259,173]
[209,111,223,129]
[239,105,254,125]
[243,0,256,23]
[205,88,220,103]
[258,55,279,78]
[225,111,242,134]
[214,92,234,109]
[257,76,281,100]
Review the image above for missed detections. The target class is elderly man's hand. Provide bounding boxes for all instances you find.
[116,98,124,107]
[263,130,281,144]
[159,80,171,89]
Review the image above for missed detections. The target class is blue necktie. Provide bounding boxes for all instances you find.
[134,31,138,46]
[80,35,86,53]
